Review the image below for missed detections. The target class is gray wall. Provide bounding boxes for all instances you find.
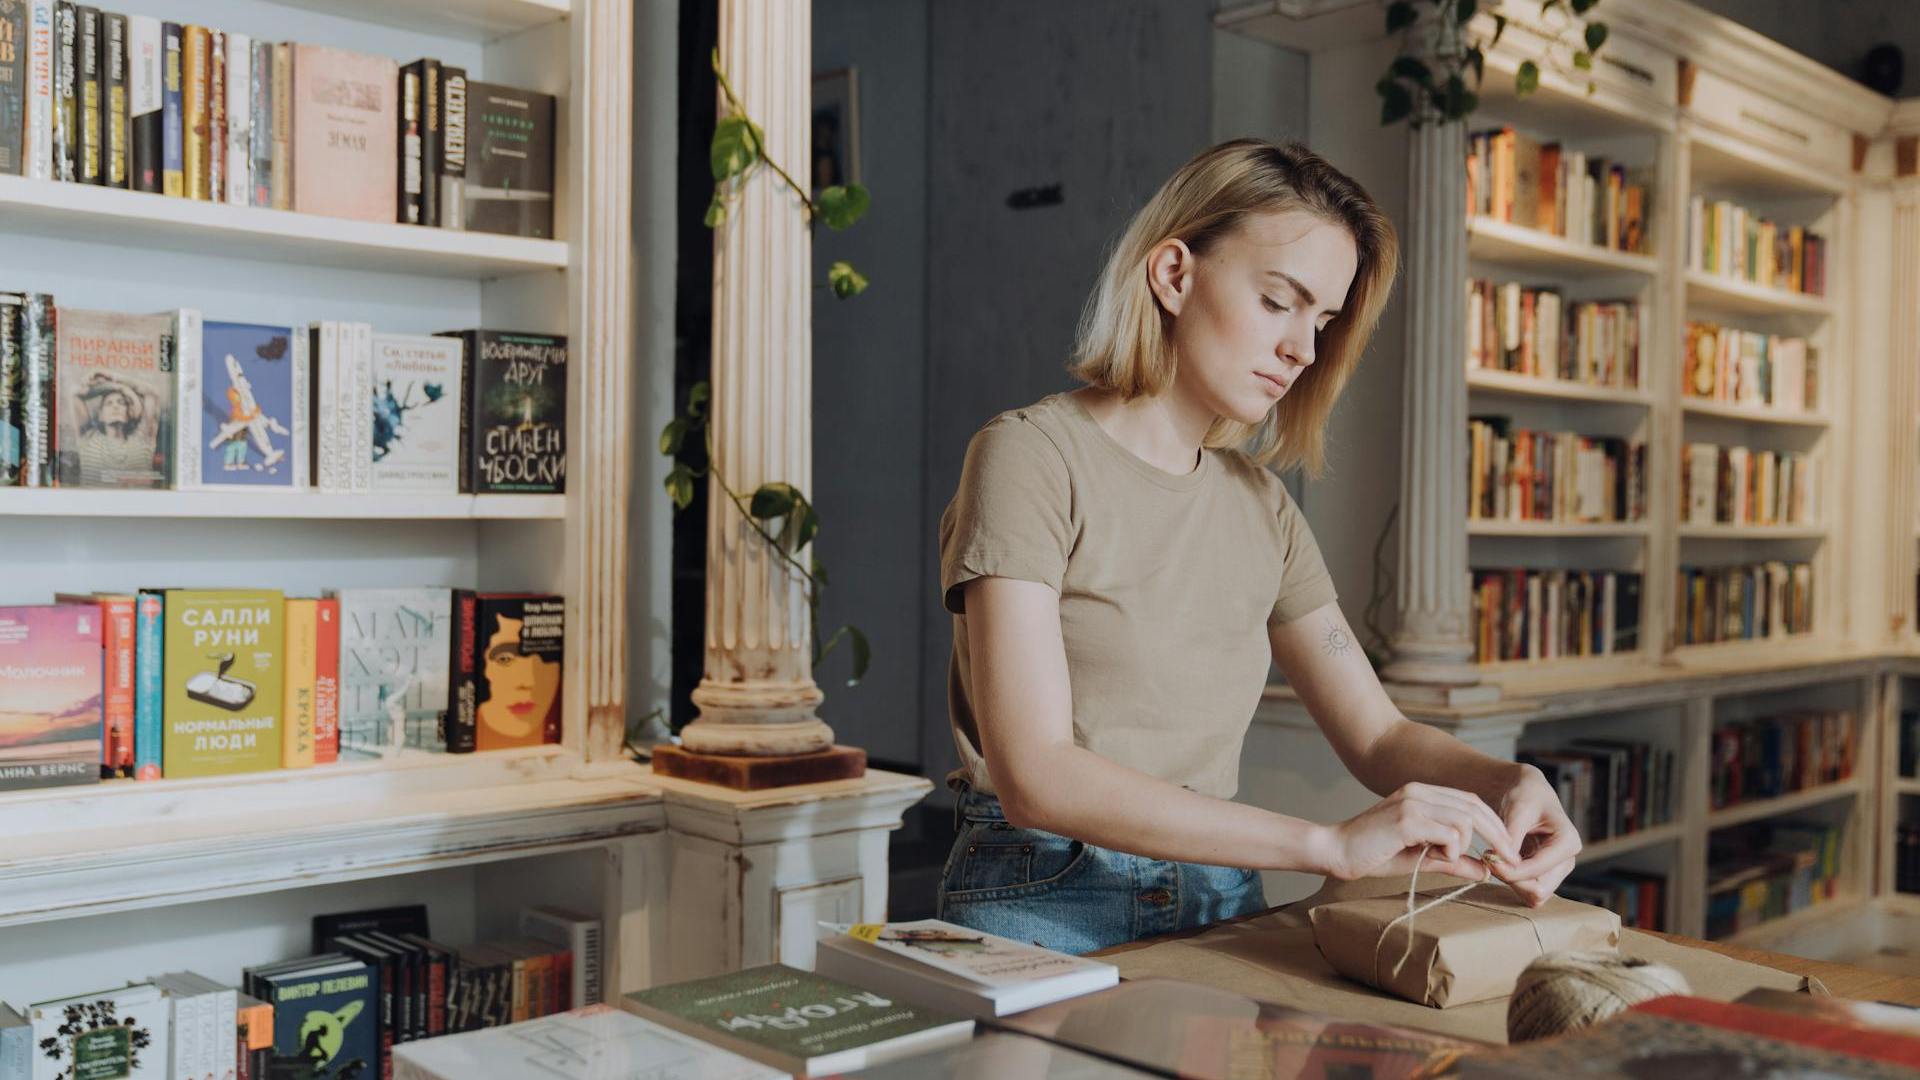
[1691,0,1916,90]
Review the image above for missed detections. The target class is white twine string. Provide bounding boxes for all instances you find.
[1374,845,1498,981]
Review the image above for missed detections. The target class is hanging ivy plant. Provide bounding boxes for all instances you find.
[1376,0,1609,127]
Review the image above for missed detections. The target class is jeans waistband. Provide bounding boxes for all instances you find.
[951,783,1006,829]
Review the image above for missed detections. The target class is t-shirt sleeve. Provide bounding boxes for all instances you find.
[1270,482,1338,625]
[939,416,1074,615]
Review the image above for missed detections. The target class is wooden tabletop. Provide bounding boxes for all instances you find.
[1638,929,1920,1006]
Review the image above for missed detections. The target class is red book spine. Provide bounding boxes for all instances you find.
[314,597,340,763]
[426,953,447,1035]
[101,596,136,773]
[1634,995,1920,1068]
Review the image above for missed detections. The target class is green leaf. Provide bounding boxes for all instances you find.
[1570,0,1598,12]
[665,466,695,510]
[1385,1,1417,32]
[688,381,710,420]
[1516,60,1540,95]
[828,261,869,298]
[710,116,762,181]
[815,184,871,230]
[1492,13,1507,45]
[660,417,688,456]
[703,193,727,228]
[795,504,820,550]
[1467,45,1486,85]
[1572,50,1592,70]
[845,625,870,686]
[810,557,830,587]
[1456,0,1478,24]
[1444,73,1476,118]
[1584,21,1608,54]
[750,482,800,520]
[1379,80,1414,125]
[1391,56,1434,84]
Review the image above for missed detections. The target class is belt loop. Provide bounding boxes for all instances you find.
[952,779,971,833]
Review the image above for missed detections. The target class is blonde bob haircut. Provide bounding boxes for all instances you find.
[1068,139,1398,478]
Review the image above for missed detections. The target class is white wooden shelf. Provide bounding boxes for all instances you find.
[1681,398,1829,428]
[1707,778,1863,829]
[1685,269,1834,318]
[0,748,664,928]
[272,0,570,41]
[0,175,567,279]
[0,489,565,519]
[1468,519,1651,538]
[1677,523,1828,540]
[1467,368,1653,406]
[1467,216,1661,276]
[1578,823,1685,863]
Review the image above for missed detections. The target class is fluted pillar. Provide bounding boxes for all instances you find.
[1887,188,1920,639]
[680,0,835,756]
[1382,119,1493,703]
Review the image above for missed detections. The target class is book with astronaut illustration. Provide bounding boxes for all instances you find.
[173,313,309,489]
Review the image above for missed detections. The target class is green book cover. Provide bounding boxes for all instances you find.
[621,963,970,1074]
[161,588,284,776]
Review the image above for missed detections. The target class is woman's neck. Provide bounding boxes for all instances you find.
[1070,386,1212,477]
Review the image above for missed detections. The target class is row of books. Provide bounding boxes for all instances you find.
[1675,561,1815,645]
[1467,128,1651,253]
[1683,321,1819,412]
[0,587,562,791]
[0,902,598,1080]
[0,296,567,495]
[1895,822,1920,894]
[1686,196,1827,296]
[1705,820,1843,940]
[1680,443,1816,527]
[1519,736,1675,844]
[1710,709,1857,811]
[1561,868,1668,932]
[1465,279,1642,390]
[1467,418,1646,524]
[0,4,556,237]
[1469,568,1643,664]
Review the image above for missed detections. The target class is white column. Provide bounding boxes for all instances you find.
[1382,120,1493,702]
[681,0,835,756]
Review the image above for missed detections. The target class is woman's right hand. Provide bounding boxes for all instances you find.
[1320,783,1522,882]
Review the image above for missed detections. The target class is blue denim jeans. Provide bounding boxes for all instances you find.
[935,787,1267,955]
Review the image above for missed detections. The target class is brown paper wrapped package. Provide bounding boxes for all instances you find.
[1309,882,1623,1008]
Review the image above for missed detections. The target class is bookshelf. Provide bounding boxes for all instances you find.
[0,489,567,519]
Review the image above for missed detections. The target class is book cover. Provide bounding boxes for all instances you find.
[127,12,155,191]
[290,43,396,222]
[314,595,339,763]
[282,596,316,769]
[73,3,94,182]
[462,81,553,237]
[50,0,70,181]
[159,20,178,195]
[370,332,462,493]
[393,1005,785,1080]
[313,904,429,954]
[438,65,465,227]
[17,291,52,486]
[816,920,1118,1017]
[333,587,451,755]
[247,37,267,205]
[473,593,562,751]
[133,589,162,779]
[181,24,205,199]
[520,907,602,1009]
[190,319,307,489]
[257,959,377,1080]
[160,588,284,777]
[53,307,174,488]
[1,292,22,484]
[27,982,169,1080]
[0,603,102,792]
[621,964,972,1077]
[0,0,24,175]
[51,592,133,775]
[446,330,566,494]
[101,9,123,187]
[223,30,247,205]
[445,588,476,753]
[24,0,51,180]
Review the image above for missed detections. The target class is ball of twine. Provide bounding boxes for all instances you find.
[1506,950,1691,1043]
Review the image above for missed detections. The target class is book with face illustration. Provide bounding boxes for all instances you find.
[472,593,563,751]
[53,308,176,488]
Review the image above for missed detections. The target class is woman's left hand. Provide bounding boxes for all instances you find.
[1488,764,1581,907]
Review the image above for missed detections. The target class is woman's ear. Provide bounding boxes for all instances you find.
[1145,238,1195,316]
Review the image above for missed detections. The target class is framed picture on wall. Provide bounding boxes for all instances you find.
[812,66,862,192]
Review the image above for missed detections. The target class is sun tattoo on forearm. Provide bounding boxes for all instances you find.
[1322,619,1353,658]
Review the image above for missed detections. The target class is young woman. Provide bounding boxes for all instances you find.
[935,139,1580,954]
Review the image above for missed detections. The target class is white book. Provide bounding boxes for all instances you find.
[170,308,204,489]
[225,32,251,206]
[351,322,375,492]
[1686,444,1717,525]
[310,321,341,492]
[813,920,1118,1019]
[25,0,53,179]
[149,975,202,1080]
[28,983,171,1080]
[521,906,604,1008]
[178,973,236,1080]
[369,331,463,493]
[393,1005,783,1080]
[128,15,160,188]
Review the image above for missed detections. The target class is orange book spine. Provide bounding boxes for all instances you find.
[313,597,340,764]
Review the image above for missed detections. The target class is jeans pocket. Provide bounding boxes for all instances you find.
[943,828,1091,902]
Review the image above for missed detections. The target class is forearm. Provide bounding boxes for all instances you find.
[993,744,1338,873]
[1355,717,1527,808]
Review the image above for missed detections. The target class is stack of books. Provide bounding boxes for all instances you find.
[1467,128,1651,253]
[1469,568,1642,663]
[1518,736,1676,844]
[1560,868,1669,931]
[1705,821,1844,939]
[1710,709,1856,809]
[1675,562,1814,644]
[1466,279,1641,390]
[1687,196,1827,295]
[1680,442,1817,527]
[1468,417,1646,525]
[1683,321,1817,412]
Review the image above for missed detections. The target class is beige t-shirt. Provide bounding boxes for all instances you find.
[939,392,1338,800]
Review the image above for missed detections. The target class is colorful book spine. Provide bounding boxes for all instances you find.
[268,40,287,208]
[206,27,223,203]
[24,0,53,180]
[0,293,19,486]
[248,37,268,205]
[181,24,205,199]
[101,594,134,774]
[18,291,53,487]
[314,596,339,763]
[160,20,179,194]
[398,62,421,224]
[438,65,465,228]
[283,597,317,768]
[134,589,164,779]
[101,9,124,187]
[446,588,477,753]
[0,0,25,175]
[51,0,71,181]
[419,58,440,227]
[127,12,156,190]
[73,3,95,182]
[224,30,247,205]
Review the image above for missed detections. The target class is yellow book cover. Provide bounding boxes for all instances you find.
[283,597,317,768]
[183,25,208,200]
[161,588,284,777]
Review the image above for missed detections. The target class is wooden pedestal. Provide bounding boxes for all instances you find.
[651,744,867,790]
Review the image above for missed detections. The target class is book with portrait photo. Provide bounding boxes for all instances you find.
[448,592,562,752]
[53,307,175,488]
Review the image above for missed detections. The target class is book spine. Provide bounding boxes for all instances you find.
[171,307,200,488]
[19,293,51,487]
[0,296,18,486]
[126,13,156,191]
[24,0,52,179]
[447,588,476,753]
[351,321,372,491]
[453,330,472,493]
[313,596,339,764]
[223,31,246,205]
[420,59,439,227]
[247,39,267,205]
[134,590,163,778]
[438,65,464,229]
[182,24,205,199]
[51,0,70,181]
[282,598,316,769]
[102,9,122,187]
[268,41,287,209]
[0,0,24,175]
[74,4,94,182]
[310,323,330,489]
[291,320,309,489]
[397,61,421,224]
[160,20,179,194]
[101,594,134,774]
[206,27,223,203]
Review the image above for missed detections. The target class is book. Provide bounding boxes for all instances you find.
[50,0,70,181]
[179,318,308,490]
[445,330,567,494]
[206,27,223,204]
[16,291,53,487]
[855,1031,1157,1078]
[250,957,378,1080]
[246,36,267,206]
[0,603,102,791]
[415,58,440,227]
[393,1005,785,1080]
[101,9,122,187]
[181,23,204,198]
[814,919,1118,1018]
[72,4,95,183]
[160,588,284,777]
[461,81,554,237]
[290,43,397,222]
[1,291,22,484]
[397,62,421,224]
[313,903,430,954]
[315,595,340,763]
[159,20,178,194]
[26,982,170,1080]
[53,307,175,488]
[127,12,156,191]
[438,65,465,226]
[621,964,974,1077]
[24,0,52,181]
[333,588,452,755]
[331,933,405,1073]
[370,332,463,492]
[520,907,603,1009]
[0,1004,28,1080]
[282,596,317,768]
[53,591,134,775]
[132,589,162,779]
[268,41,287,208]
[235,994,273,1080]
[0,0,24,175]
[471,593,562,750]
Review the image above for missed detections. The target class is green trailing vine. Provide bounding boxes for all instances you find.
[1376,0,1609,127]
